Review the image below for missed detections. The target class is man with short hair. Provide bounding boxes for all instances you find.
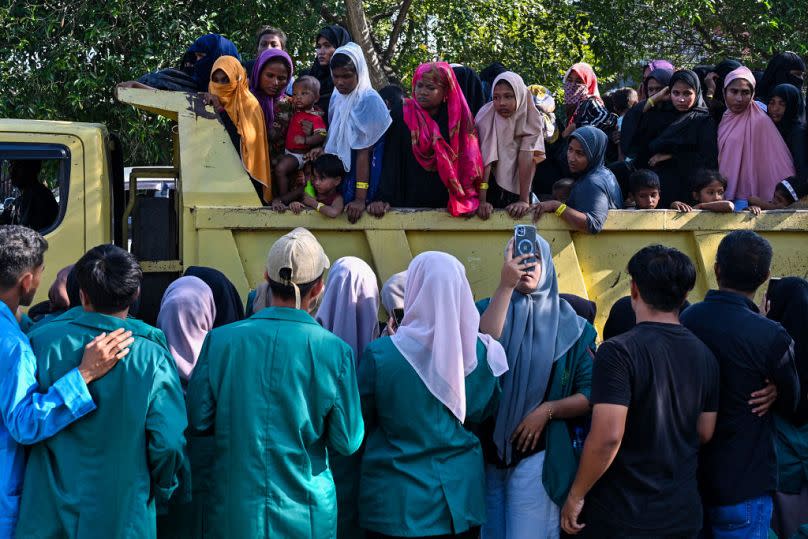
[561,245,720,538]
[188,227,364,539]
[14,244,188,538]
[0,160,59,231]
[244,25,289,85]
[680,230,800,538]
[0,226,131,538]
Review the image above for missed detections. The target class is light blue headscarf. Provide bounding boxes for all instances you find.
[494,235,587,463]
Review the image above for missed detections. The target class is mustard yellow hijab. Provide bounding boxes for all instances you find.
[209,56,272,202]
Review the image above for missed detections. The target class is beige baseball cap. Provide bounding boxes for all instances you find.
[266,228,330,307]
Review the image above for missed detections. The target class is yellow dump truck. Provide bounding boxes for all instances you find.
[2,87,806,332]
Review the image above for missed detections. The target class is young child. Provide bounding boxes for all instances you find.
[671,170,735,213]
[289,153,344,218]
[550,178,574,203]
[272,76,328,210]
[629,169,661,209]
[747,176,808,213]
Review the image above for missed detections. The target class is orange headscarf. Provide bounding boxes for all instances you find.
[209,56,272,202]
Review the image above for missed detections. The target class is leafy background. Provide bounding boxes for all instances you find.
[1,0,805,164]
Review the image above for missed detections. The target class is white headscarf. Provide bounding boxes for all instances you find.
[391,252,508,422]
[324,42,392,171]
[381,271,407,316]
[157,276,216,382]
[316,257,380,362]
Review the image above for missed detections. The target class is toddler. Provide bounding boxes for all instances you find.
[272,76,327,210]
[629,169,661,209]
[671,170,735,213]
[747,176,808,213]
[289,153,344,218]
[550,178,574,203]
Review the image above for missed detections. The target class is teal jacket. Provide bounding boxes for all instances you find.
[476,297,596,506]
[16,311,188,539]
[187,307,364,539]
[358,337,500,536]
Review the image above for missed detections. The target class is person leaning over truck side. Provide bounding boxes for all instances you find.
[0,226,132,539]
[187,227,364,539]
[319,43,391,224]
[368,62,484,219]
[475,71,546,220]
[532,126,622,234]
[203,55,273,204]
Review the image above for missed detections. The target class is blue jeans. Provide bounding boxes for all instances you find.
[707,495,772,539]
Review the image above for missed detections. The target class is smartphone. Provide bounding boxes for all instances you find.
[393,308,404,327]
[767,277,782,300]
[513,224,538,268]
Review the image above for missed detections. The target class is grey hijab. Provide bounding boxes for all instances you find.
[494,235,587,463]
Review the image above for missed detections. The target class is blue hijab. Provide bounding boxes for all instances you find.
[187,34,240,91]
[494,235,587,463]
[567,125,622,233]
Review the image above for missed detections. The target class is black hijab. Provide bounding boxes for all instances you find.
[452,65,485,117]
[480,62,508,101]
[757,52,806,101]
[308,25,352,109]
[771,83,806,140]
[649,69,710,148]
[767,277,808,423]
[713,59,743,103]
[559,293,597,324]
[184,266,245,327]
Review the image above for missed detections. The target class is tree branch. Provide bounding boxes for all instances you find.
[383,0,414,63]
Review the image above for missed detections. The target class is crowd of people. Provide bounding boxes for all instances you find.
[117,27,807,232]
[1,220,807,539]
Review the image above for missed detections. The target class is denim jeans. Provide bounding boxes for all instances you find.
[481,451,560,539]
[707,495,773,539]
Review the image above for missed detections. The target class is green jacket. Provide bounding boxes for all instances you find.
[476,297,596,506]
[16,311,187,539]
[774,415,808,494]
[187,306,364,539]
[542,322,596,506]
[357,337,500,536]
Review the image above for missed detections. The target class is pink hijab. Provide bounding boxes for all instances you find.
[391,252,508,422]
[718,66,796,200]
[475,71,545,195]
[157,276,216,382]
[315,257,380,363]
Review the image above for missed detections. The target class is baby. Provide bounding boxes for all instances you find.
[550,178,574,203]
[671,170,735,213]
[289,153,345,218]
[272,76,327,210]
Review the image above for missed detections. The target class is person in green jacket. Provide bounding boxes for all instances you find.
[187,227,364,539]
[477,235,597,539]
[15,244,188,539]
[358,251,509,539]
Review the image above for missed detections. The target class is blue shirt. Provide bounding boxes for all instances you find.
[0,302,95,538]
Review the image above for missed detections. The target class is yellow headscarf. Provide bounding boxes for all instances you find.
[209,56,272,202]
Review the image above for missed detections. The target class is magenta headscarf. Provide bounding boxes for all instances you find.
[249,48,294,129]
[157,276,216,383]
[718,66,796,201]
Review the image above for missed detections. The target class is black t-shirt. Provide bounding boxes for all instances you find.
[584,322,719,535]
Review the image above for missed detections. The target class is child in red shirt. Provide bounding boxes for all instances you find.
[289,153,344,218]
[272,76,328,210]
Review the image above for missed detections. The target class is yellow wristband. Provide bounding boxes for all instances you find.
[555,203,567,216]
[356,181,369,190]
[316,202,324,212]
[479,182,489,190]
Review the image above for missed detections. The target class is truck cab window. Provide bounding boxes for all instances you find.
[0,145,70,234]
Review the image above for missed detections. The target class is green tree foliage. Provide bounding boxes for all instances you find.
[1,0,804,165]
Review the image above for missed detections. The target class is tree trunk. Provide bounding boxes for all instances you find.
[343,0,389,89]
